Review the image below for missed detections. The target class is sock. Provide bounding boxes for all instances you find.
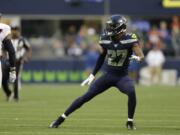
[61,113,67,119]
[128,118,133,122]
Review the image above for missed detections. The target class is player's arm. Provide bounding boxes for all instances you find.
[131,43,144,62]
[81,47,107,86]
[26,47,32,62]
[2,34,16,82]
[2,34,16,67]
[92,48,107,76]
[23,39,32,62]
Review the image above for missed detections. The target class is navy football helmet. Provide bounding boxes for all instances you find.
[105,15,127,36]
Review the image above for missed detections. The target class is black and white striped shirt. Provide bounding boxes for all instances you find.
[11,37,30,60]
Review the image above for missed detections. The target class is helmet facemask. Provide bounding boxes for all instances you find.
[105,15,127,37]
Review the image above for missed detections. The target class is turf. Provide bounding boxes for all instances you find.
[0,84,180,135]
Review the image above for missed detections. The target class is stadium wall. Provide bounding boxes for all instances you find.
[22,59,180,84]
[1,0,180,15]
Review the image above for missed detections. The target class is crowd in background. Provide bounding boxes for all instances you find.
[49,24,101,73]
[27,16,180,59]
[130,16,180,57]
[52,24,100,58]
[26,16,180,61]
[24,16,179,75]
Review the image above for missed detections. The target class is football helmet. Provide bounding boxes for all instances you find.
[105,15,127,36]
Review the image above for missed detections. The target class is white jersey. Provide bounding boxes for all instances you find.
[146,50,165,67]
[0,23,11,56]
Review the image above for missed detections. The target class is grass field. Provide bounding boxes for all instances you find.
[0,84,180,135]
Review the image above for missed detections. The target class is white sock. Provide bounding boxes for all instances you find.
[61,114,67,119]
[128,118,133,121]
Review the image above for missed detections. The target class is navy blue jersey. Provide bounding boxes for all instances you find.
[99,32,139,75]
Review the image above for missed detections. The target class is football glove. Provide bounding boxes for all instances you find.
[81,74,95,86]
[9,67,16,83]
[130,55,141,62]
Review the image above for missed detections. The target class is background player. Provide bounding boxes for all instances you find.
[49,15,144,130]
[1,25,31,101]
[0,13,16,91]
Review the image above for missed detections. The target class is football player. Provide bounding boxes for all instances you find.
[1,25,31,101]
[0,14,16,90]
[49,15,144,130]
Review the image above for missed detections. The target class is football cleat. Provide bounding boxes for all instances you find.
[49,116,65,128]
[126,121,136,130]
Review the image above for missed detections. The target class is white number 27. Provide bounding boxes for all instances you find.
[107,49,128,67]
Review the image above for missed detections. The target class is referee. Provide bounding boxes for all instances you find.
[2,25,31,101]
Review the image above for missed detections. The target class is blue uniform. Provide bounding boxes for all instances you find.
[100,32,138,75]
[64,33,138,119]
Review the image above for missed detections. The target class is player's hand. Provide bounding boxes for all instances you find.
[130,55,141,62]
[81,74,95,86]
[9,67,16,83]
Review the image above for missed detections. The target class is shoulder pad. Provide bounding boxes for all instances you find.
[18,36,25,44]
[120,33,139,44]
[19,36,31,47]
[100,32,109,40]
[131,33,138,39]
[0,23,11,41]
[126,33,138,39]
[0,23,10,29]
[99,32,111,45]
[99,32,111,42]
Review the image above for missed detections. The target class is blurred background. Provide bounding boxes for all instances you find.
[1,0,180,85]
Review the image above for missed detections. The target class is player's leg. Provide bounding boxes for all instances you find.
[13,61,22,101]
[1,60,13,101]
[50,73,113,128]
[116,75,136,130]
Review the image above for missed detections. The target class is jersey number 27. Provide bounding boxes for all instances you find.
[107,49,128,67]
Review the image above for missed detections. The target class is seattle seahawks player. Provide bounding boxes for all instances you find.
[49,15,144,130]
[0,13,16,90]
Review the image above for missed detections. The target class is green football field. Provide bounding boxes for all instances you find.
[0,84,180,135]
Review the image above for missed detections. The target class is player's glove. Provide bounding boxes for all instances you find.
[9,67,16,83]
[130,55,141,62]
[81,74,95,86]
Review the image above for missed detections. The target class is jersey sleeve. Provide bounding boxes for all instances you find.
[130,33,139,46]
[0,24,11,41]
